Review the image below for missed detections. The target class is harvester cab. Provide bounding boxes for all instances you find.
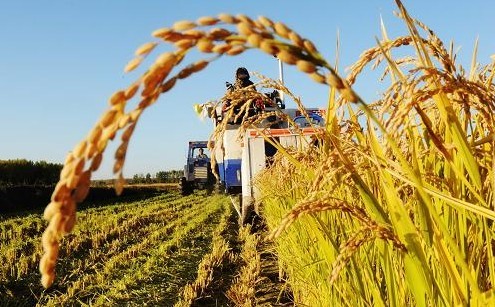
[180,141,215,195]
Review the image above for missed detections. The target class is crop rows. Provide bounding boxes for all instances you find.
[0,191,231,306]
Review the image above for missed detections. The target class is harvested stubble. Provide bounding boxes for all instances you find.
[174,200,234,306]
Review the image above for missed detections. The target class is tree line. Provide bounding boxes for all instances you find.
[132,170,182,184]
[0,159,63,186]
[0,158,182,187]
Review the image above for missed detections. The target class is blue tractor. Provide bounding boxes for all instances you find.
[180,141,215,195]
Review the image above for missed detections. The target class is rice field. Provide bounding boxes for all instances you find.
[253,5,495,307]
[17,0,494,306]
[1,191,234,305]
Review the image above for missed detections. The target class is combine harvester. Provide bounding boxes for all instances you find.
[207,86,325,224]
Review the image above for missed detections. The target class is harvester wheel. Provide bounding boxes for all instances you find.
[240,200,254,226]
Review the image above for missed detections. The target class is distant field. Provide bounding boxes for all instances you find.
[0,183,178,214]
[122,183,178,188]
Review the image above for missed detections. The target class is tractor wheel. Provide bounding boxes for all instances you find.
[180,177,190,196]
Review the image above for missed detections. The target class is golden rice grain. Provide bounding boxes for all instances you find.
[64,153,75,165]
[183,29,205,39]
[155,52,177,68]
[73,170,91,203]
[85,143,97,159]
[276,49,298,65]
[73,158,85,176]
[115,173,125,196]
[191,60,209,73]
[303,39,318,54]
[66,174,80,192]
[309,71,326,84]
[54,213,71,235]
[39,253,55,274]
[59,164,71,180]
[329,229,373,284]
[259,40,279,55]
[134,42,157,56]
[124,57,143,73]
[101,125,117,142]
[88,126,102,146]
[51,181,70,202]
[274,22,290,39]
[114,139,131,162]
[90,153,103,171]
[100,110,118,128]
[160,32,184,43]
[109,90,126,106]
[209,28,232,40]
[236,14,255,27]
[237,22,254,36]
[43,201,63,220]
[326,73,345,89]
[288,31,304,47]
[218,13,238,24]
[49,212,65,235]
[41,227,57,246]
[141,80,161,98]
[258,16,274,28]
[225,36,246,45]
[39,256,55,278]
[45,240,59,260]
[124,82,140,100]
[177,66,194,80]
[296,60,316,73]
[73,140,87,158]
[197,16,219,26]
[247,33,262,47]
[174,38,196,50]
[130,109,142,121]
[97,138,108,152]
[63,214,76,233]
[340,87,359,103]
[121,123,135,142]
[160,77,177,93]
[152,27,172,38]
[212,43,232,54]
[142,69,163,91]
[113,158,124,174]
[197,38,215,53]
[227,45,246,56]
[137,96,153,108]
[41,273,55,289]
[172,20,197,31]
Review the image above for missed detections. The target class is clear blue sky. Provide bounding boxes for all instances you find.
[0,1,493,180]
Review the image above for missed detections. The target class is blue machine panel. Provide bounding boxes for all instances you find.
[216,162,226,182]
[224,159,242,188]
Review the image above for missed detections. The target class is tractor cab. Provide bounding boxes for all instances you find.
[180,141,214,195]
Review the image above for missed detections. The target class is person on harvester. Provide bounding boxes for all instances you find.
[223,67,258,123]
[232,67,255,91]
